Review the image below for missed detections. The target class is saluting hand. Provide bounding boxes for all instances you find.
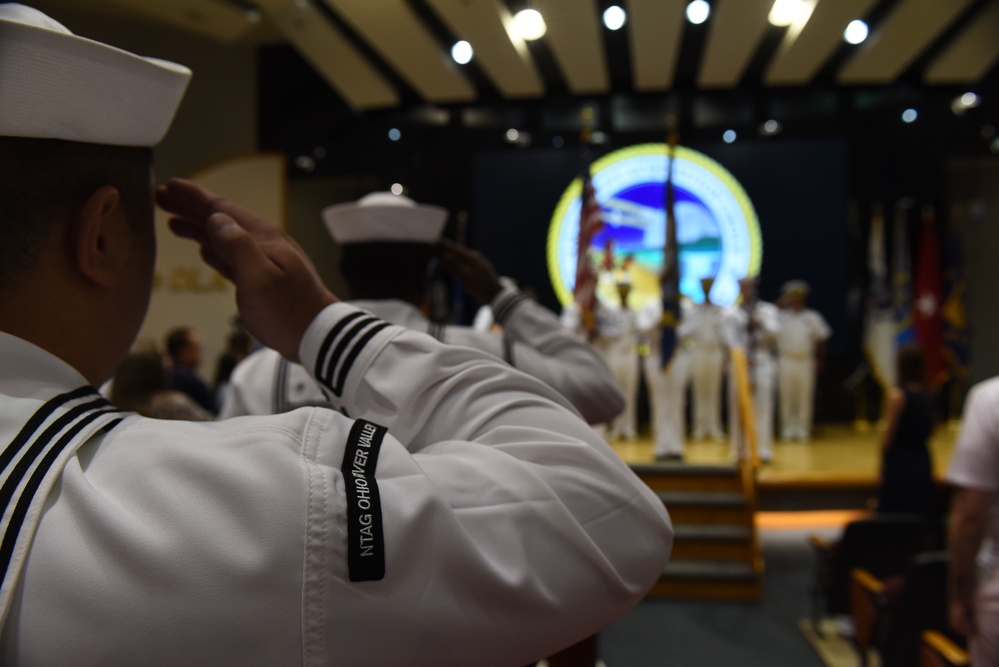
[434,237,504,305]
[156,178,337,363]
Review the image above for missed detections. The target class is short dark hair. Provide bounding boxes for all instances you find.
[0,136,153,291]
[339,243,434,303]
[896,344,926,386]
[165,327,194,360]
[111,346,169,412]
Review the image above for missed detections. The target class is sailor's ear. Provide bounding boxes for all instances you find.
[71,186,125,289]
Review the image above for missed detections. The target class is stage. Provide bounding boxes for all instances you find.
[610,423,960,511]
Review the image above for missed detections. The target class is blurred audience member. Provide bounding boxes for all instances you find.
[165,325,216,414]
[213,319,253,409]
[875,345,937,519]
[111,343,213,421]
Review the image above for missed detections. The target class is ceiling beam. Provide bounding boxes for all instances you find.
[698,0,774,88]
[629,0,687,91]
[422,0,543,98]
[320,0,475,104]
[258,0,399,109]
[838,0,976,84]
[924,0,999,84]
[765,0,880,86]
[537,0,609,95]
[105,0,258,43]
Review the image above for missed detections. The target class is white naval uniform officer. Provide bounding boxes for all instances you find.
[0,6,673,665]
[688,276,727,440]
[637,298,694,460]
[589,277,641,440]
[220,193,624,426]
[776,280,831,441]
[723,277,780,462]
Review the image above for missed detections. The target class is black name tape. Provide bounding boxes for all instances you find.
[341,419,387,582]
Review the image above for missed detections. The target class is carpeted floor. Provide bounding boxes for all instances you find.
[598,528,839,666]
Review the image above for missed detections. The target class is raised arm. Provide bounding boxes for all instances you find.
[435,238,624,424]
[159,179,673,665]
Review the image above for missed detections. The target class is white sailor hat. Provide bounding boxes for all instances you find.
[322,192,448,245]
[0,3,191,147]
[781,279,810,296]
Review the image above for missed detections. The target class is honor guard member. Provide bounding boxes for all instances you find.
[637,297,694,460]
[776,279,831,441]
[0,6,673,665]
[722,277,780,463]
[220,193,624,426]
[688,276,727,440]
[589,275,641,441]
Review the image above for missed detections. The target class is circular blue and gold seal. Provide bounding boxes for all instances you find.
[547,143,761,308]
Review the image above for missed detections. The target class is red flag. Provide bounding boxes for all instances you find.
[914,207,946,385]
[574,166,604,331]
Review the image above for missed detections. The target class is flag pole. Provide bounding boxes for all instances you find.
[659,100,681,372]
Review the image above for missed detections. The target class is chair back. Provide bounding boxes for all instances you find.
[826,514,932,614]
[880,552,949,667]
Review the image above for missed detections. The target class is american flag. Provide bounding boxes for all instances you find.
[660,130,681,370]
[574,161,604,333]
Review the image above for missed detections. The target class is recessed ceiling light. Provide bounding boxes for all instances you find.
[768,0,805,27]
[723,129,736,143]
[603,6,626,31]
[844,19,868,45]
[506,128,520,142]
[686,1,710,25]
[762,119,781,135]
[901,108,917,123]
[390,183,404,195]
[388,128,401,141]
[451,40,473,65]
[512,9,546,40]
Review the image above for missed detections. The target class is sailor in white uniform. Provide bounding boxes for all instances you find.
[688,276,727,440]
[590,277,641,441]
[0,7,672,665]
[776,280,832,441]
[220,194,624,427]
[637,298,694,460]
[723,277,780,462]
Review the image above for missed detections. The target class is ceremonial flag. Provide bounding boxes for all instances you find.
[659,128,681,370]
[892,203,915,346]
[863,204,896,387]
[573,154,604,334]
[942,206,971,381]
[914,207,946,385]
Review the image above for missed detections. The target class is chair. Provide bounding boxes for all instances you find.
[850,551,958,667]
[809,514,937,630]
[920,630,970,667]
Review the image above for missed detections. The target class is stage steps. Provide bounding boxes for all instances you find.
[632,463,763,601]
